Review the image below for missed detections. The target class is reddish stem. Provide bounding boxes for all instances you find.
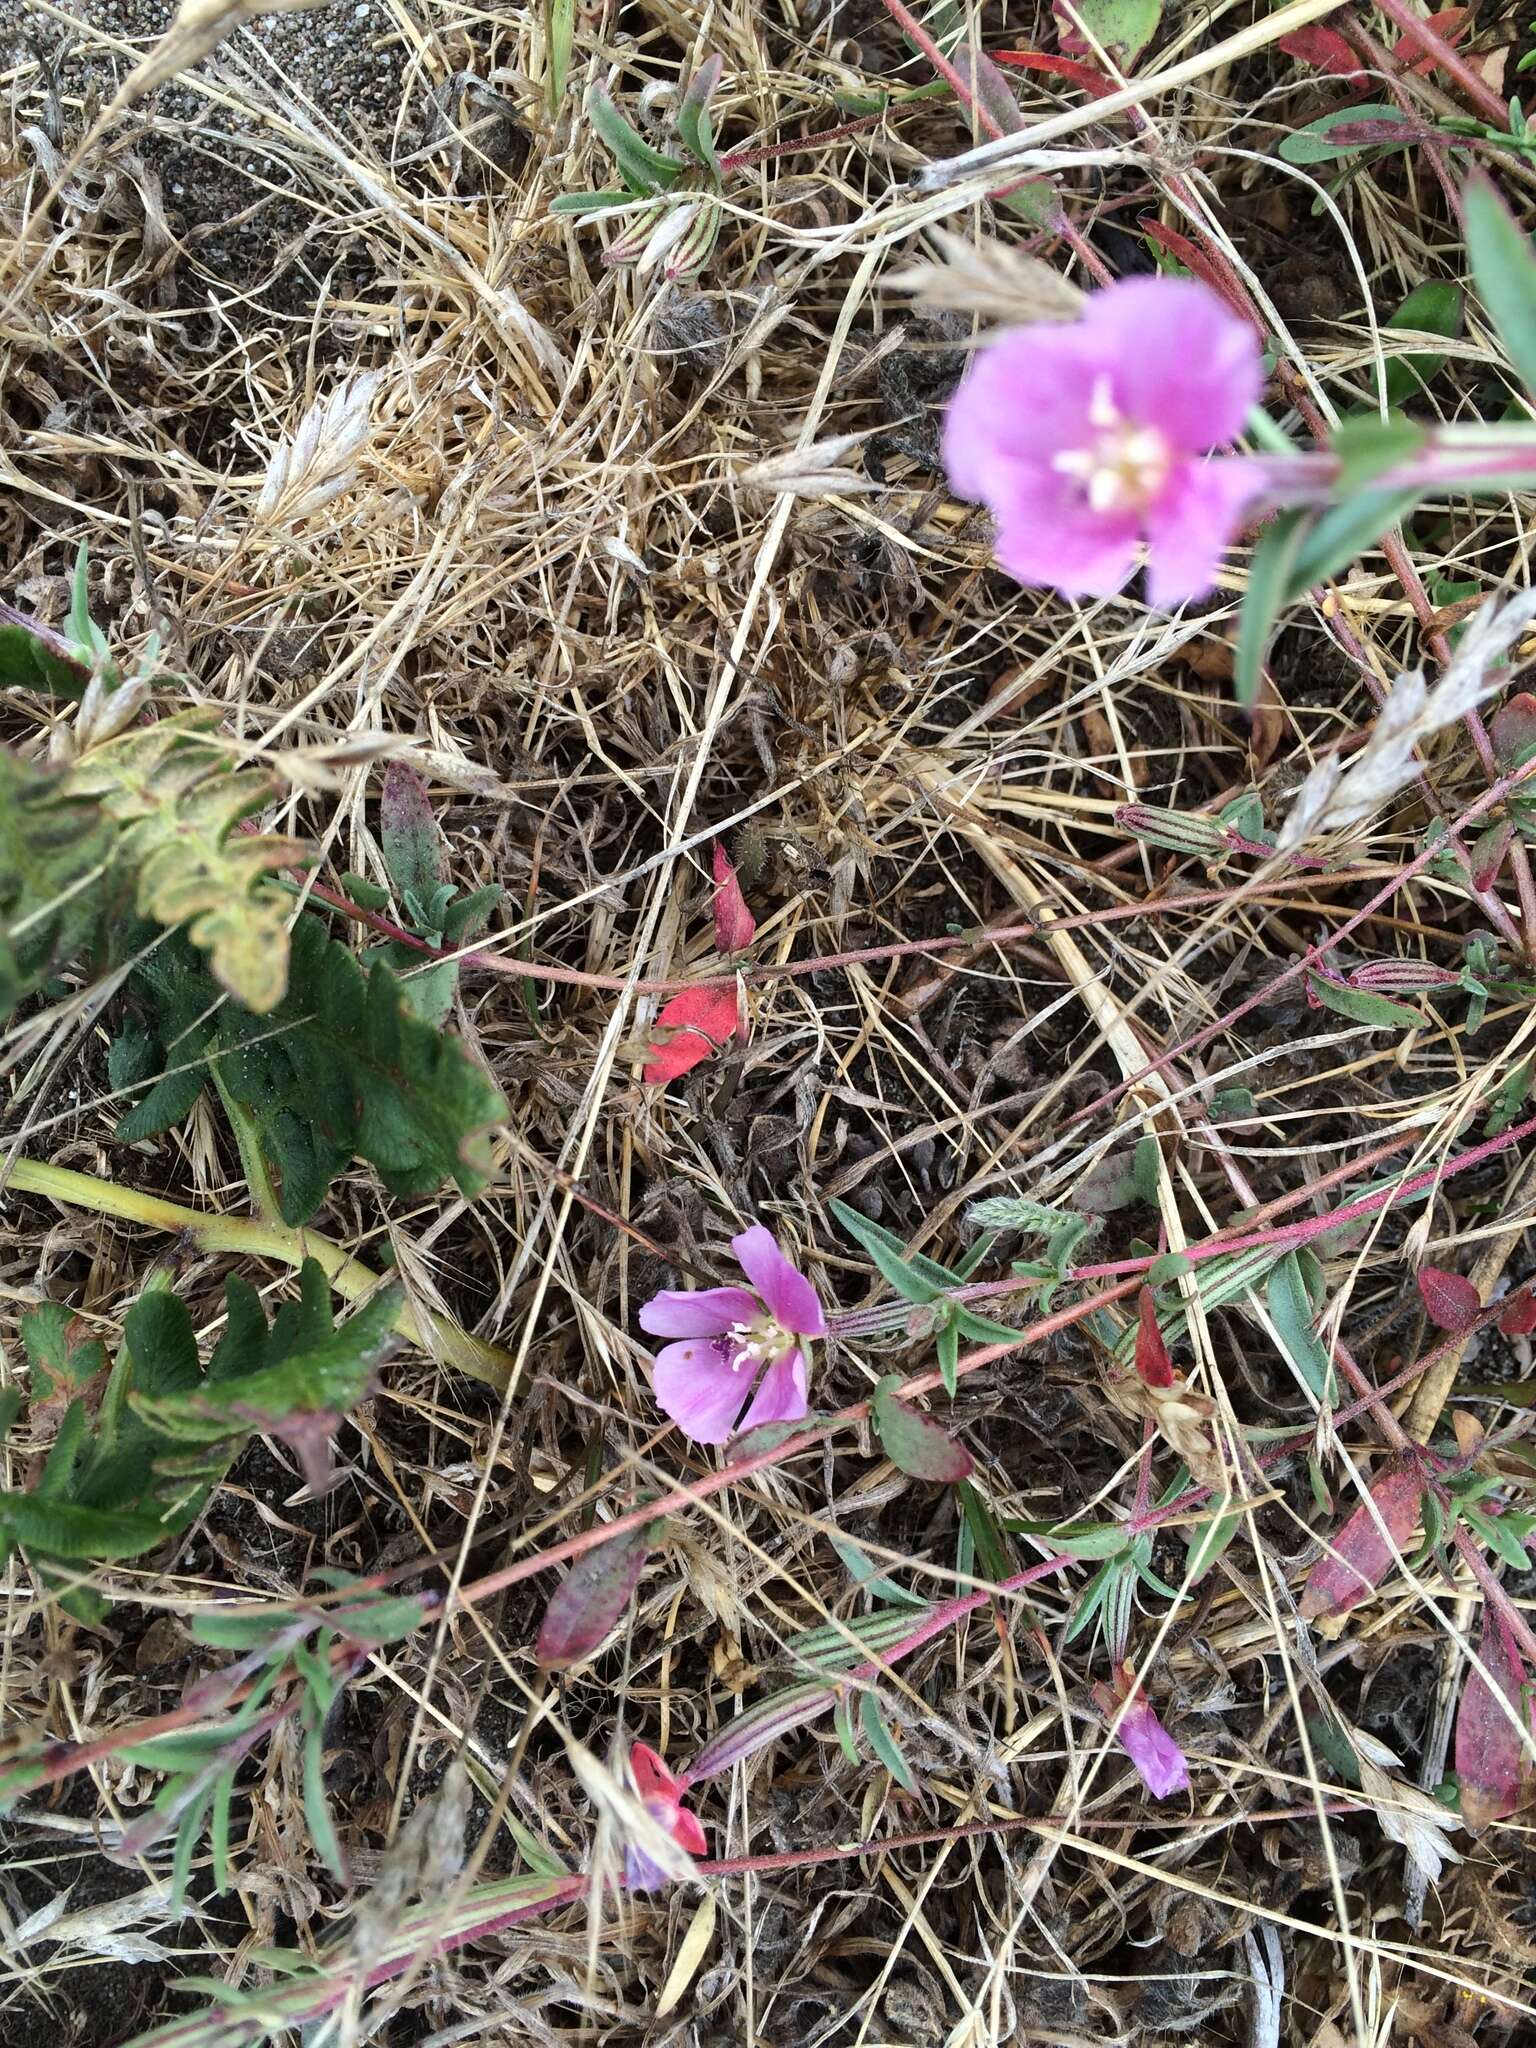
[1368,0,1511,128]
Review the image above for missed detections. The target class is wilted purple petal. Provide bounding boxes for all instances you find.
[1117,1699,1190,1799]
[639,1286,758,1340]
[732,1225,824,1336]
[737,1348,808,1435]
[652,1338,755,1445]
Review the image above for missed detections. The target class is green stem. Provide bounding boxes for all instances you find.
[4,1158,513,1387]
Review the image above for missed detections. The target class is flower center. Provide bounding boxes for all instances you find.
[1052,375,1172,516]
[722,1314,790,1373]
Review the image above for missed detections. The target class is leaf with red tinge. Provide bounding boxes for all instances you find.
[380,760,444,909]
[643,983,742,1084]
[711,843,756,954]
[872,1377,973,1483]
[1455,1609,1529,1832]
[990,48,1117,98]
[1140,218,1261,332]
[1135,1286,1174,1389]
[1499,1290,1536,1337]
[1418,1265,1481,1335]
[1278,24,1366,78]
[537,1525,654,1668]
[1491,692,1536,770]
[1298,1460,1425,1620]
[1399,6,1469,77]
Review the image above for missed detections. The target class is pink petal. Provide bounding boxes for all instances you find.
[1084,278,1262,452]
[652,1338,754,1445]
[736,1347,809,1434]
[992,483,1140,600]
[712,843,757,954]
[942,327,1104,502]
[731,1226,825,1336]
[639,1286,758,1340]
[630,1743,681,1803]
[671,1807,708,1856]
[1119,1702,1190,1799]
[1142,457,1262,609]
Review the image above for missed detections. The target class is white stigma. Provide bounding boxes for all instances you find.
[1052,375,1172,516]
[724,1314,790,1373]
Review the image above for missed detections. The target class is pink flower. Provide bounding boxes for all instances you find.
[639,1224,824,1444]
[942,277,1263,610]
[1093,1665,1190,1800]
[624,1742,707,1891]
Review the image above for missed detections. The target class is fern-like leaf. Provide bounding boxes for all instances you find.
[0,750,116,1019]
[68,711,304,1013]
[116,917,507,1223]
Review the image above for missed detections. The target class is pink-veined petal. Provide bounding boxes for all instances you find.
[1142,457,1263,610]
[1084,277,1262,452]
[639,1286,759,1340]
[629,1743,681,1803]
[736,1347,809,1434]
[731,1226,825,1336]
[652,1338,754,1445]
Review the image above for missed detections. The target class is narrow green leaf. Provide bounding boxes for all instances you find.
[859,1692,917,1792]
[546,0,575,111]
[1464,175,1536,401]
[1307,973,1422,1031]
[676,54,723,179]
[1184,1501,1245,1580]
[1005,1516,1127,1560]
[303,1721,346,1882]
[829,1198,941,1305]
[588,86,684,194]
[1329,413,1425,493]
[957,1480,1013,1583]
[833,1689,860,1766]
[1383,281,1462,404]
[1286,488,1420,593]
[549,189,634,217]
[1268,1250,1335,1400]
[935,1318,960,1398]
[1278,103,1415,164]
[1235,509,1303,707]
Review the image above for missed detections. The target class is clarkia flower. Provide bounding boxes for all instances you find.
[624,1742,706,1891]
[1093,1664,1190,1800]
[942,276,1263,610]
[639,1224,825,1444]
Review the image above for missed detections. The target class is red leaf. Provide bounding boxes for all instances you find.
[990,48,1118,99]
[1298,1460,1424,1620]
[1418,1266,1481,1335]
[537,1526,652,1669]
[1278,24,1366,78]
[1399,6,1470,78]
[1135,1286,1174,1389]
[1138,219,1262,333]
[1455,1610,1529,1832]
[1499,1290,1536,1337]
[642,984,742,1085]
[711,842,757,954]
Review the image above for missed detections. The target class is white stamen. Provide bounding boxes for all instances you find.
[1051,379,1172,518]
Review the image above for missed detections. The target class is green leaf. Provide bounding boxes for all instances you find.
[1267,1250,1335,1400]
[676,54,723,179]
[1235,509,1305,708]
[0,749,117,1022]
[548,189,635,217]
[859,1692,917,1793]
[1147,1252,1193,1287]
[190,1604,294,1650]
[833,1690,859,1766]
[0,1492,174,1559]
[871,1378,972,1483]
[1307,973,1422,1031]
[935,1317,960,1398]
[1132,1135,1161,1205]
[20,1304,107,1403]
[957,1480,1013,1584]
[1383,281,1462,404]
[0,600,92,697]
[1278,103,1415,164]
[303,1719,346,1883]
[69,710,302,1015]
[1329,413,1425,493]
[546,0,575,110]
[587,86,684,195]
[1184,1500,1245,1580]
[118,919,507,1224]
[1460,1503,1533,1571]
[829,1198,943,1305]
[1069,0,1161,62]
[1464,175,1536,402]
[1005,1516,1128,1560]
[1288,488,1420,592]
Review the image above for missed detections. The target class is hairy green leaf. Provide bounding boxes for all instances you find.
[1464,175,1536,401]
[0,750,116,1019]
[871,1377,972,1483]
